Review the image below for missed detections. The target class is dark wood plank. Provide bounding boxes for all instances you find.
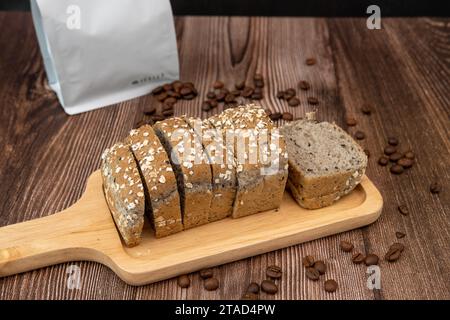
[0,12,448,300]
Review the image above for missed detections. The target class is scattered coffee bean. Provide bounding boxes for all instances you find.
[389,152,403,162]
[398,204,409,216]
[324,279,338,293]
[172,81,183,93]
[276,91,285,99]
[242,87,254,98]
[241,292,259,300]
[266,265,282,279]
[299,80,311,90]
[351,253,365,264]
[261,280,278,295]
[355,131,365,140]
[202,101,211,112]
[395,232,406,239]
[162,102,174,111]
[235,81,245,90]
[199,268,214,279]
[307,97,319,105]
[231,89,241,97]
[209,100,218,109]
[390,164,404,175]
[430,181,441,194]
[269,112,282,121]
[225,93,236,103]
[378,156,389,166]
[162,109,174,117]
[162,83,173,91]
[305,267,320,281]
[385,243,405,262]
[156,92,168,102]
[177,275,190,288]
[167,90,181,99]
[404,151,415,160]
[306,57,317,66]
[282,112,294,121]
[365,254,379,266]
[361,105,372,115]
[152,86,164,95]
[251,92,263,100]
[302,255,315,268]
[346,116,357,126]
[216,92,226,102]
[313,261,326,275]
[206,91,216,99]
[384,146,397,155]
[204,278,220,291]
[340,240,354,252]
[213,80,224,89]
[288,97,300,107]
[164,97,177,105]
[397,158,414,168]
[143,105,157,115]
[388,137,399,146]
[180,87,193,96]
[247,282,260,294]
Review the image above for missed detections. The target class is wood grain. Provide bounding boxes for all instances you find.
[0,12,448,299]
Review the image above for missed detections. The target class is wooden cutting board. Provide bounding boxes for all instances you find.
[0,170,383,286]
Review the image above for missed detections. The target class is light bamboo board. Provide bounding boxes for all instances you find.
[0,170,383,286]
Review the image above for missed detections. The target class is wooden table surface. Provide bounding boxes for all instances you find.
[0,12,448,300]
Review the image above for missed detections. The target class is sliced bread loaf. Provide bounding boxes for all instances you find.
[126,125,183,238]
[209,104,288,218]
[101,142,145,247]
[185,117,237,222]
[281,119,368,209]
[153,118,213,229]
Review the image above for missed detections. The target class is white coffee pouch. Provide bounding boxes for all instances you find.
[31,0,179,115]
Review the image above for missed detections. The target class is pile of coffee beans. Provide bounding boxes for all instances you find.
[340,240,380,266]
[276,88,301,107]
[241,265,283,299]
[177,268,220,291]
[301,255,337,293]
[377,137,415,175]
[152,81,198,108]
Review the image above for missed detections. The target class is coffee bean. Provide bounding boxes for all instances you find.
[254,73,263,81]
[269,112,282,121]
[204,278,220,291]
[361,105,372,115]
[404,151,415,160]
[302,255,315,268]
[266,265,282,279]
[164,97,177,105]
[247,282,260,294]
[207,91,216,99]
[235,81,245,90]
[282,112,294,121]
[202,101,211,112]
[162,109,174,117]
[261,280,278,294]
[231,90,241,97]
[388,137,399,146]
[397,158,414,168]
[364,254,379,266]
[285,88,296,96]
[389,152,403,162]
[324,279,338,293]
[276,91,285,99]
[152,86,164,95]
[199,268,214,279]
[151,114,165,122]
[390,164,404,174]
[213,81,224,89]
[307,97,319,105]
[385,243,405,262]
[209,100,218,109]
[180,87,193,96]
[351,253,365,264]
[305,267,320,281]
[288,97,300,107]
[430,181,441,194]
[183,82,195,89]
[355,131,365,140]
[340,240,354,252]
[172,81,183,93]
[346,116,357,126]
[163,83,173,92]
[364,149,370,158]
[378,156,389,166]
[313,261,326,275]
[225,93,236,103]
[254,79,265,88]
[299,80,310,90]
[241,292,259,300]
[143,105,157,115]
[398,204,409,216]
[156,92,168,102]
[306,57,316,65]
[395,232,406,239]
[177,275,190,288]
[251,93,263,100]
[162,102,174,111]
[216,92,226,102]
[183,94,196,100]
[242,87,254,98]
[384,146,397,155]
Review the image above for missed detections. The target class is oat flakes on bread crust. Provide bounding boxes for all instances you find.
[101,142,145,247]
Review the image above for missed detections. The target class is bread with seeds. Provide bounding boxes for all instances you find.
[281,119,367,209]
[153,118,213,229]
[101,142,145,247]
[127,125,183,238]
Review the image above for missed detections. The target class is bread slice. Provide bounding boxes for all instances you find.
[185,117,237,222]
[281,119,368,209]
[101,142,145,247]
[209,104,288,218]
[153,118,213,229]
[126,125,183,238]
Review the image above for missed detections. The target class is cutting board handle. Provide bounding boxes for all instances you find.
[0,186,118,278]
